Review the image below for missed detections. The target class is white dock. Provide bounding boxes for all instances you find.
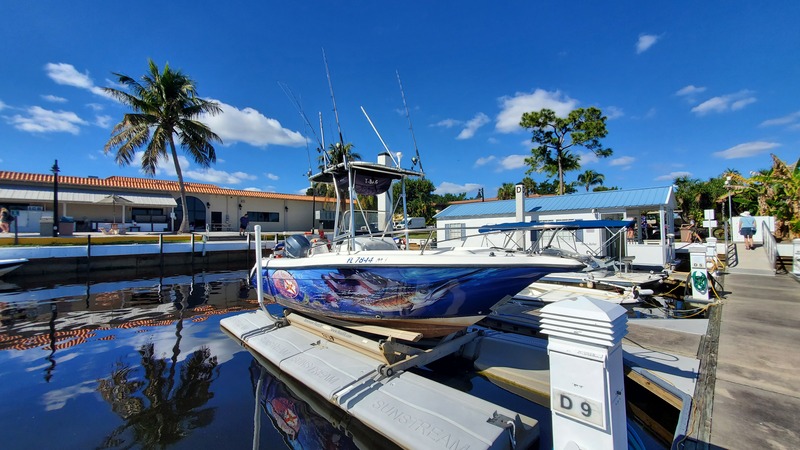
[221,311,539,450]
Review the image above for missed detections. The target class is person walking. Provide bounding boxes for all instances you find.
[738,211,756,250]
[239,213,249,237]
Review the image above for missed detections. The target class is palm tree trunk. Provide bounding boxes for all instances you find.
[169,136,190,233]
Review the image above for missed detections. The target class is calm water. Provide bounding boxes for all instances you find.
[0,269,556,449]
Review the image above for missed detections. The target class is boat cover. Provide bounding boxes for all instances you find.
[479,219,635,233]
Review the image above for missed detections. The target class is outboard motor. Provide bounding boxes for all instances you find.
[284,234,311,258]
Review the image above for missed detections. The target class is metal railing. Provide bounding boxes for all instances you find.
[761,221,778,274]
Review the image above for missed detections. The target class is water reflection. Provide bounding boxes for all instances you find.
[96,343,219,448]
[0,271,257,383]
[249,356,399,450]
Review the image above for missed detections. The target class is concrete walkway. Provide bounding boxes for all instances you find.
[726,242,776,276]
[691,266,800,448]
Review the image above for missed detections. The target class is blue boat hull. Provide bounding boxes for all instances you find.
[252,265,569,336]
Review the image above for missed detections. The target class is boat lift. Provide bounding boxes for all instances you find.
[223,226,696,449]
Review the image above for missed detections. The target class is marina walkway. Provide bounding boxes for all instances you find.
[688,245,800,449]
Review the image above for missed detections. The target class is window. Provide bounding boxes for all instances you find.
[444,223,466,241]
[247,211,280,223]
[174,196,206,228]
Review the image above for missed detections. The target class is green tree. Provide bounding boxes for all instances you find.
[104,60,222,233]
[520,107,612,195]
[391,177,435,223]
[576,169,605,191]
[497,183,516,200]
[744,154,800,237]
[320,142,361,169]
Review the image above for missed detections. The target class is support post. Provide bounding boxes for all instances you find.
[540,297,628,449]
[793,239,800,278]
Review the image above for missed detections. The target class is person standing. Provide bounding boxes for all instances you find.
[738,211,756,250]
[239,213,249,237]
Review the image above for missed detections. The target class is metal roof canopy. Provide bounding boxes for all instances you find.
[0,187,177,207]
[435,186,675,219]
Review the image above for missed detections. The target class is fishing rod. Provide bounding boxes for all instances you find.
[397,70,425,176]
[323,48,345,149]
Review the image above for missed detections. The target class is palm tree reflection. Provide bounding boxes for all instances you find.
[97,342,219,448]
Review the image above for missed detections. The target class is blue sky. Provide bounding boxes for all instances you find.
[1,2,799,198]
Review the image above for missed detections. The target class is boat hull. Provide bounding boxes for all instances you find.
[0,258,28,277]
[253,251,584,337]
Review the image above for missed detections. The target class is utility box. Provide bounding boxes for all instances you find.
[59,222,75,236]
[39,217,54,236]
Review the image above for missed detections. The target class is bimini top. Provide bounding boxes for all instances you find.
[479,219,635,233]
[309,161,423,196]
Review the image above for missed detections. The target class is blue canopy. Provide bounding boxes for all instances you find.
[478,219,635,234]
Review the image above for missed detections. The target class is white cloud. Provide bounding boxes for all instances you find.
[199,99,306,148]
[760,111,800,127]
[44,63,113,99]
[86,103,104,112]
[244,187,263,192]
[655,171,692,181]
[474,155,496,167]
[185,167,258,184]
[265,173,279,181]
[712,141,779,159]
[604,106,624,120]
[499,154,527,170]
[431,118,461,128]
[496,89,579,133]
[691,90,757,115]
[136,151,258,184]
[609,156,635,167]
[42,94,68,103]
[7,106,87,134]
[636,34,660,54]
[577,151,599,165]
[0,99,6,111]
[456,113,490,140]
[676,85,706,97]
[434,181,482,195]
[95,115,112,128]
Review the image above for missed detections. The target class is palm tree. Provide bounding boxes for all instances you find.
[104,60,222,233]
[496,183,516,200]
[576,170,605,191]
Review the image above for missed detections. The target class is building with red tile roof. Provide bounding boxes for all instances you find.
[0,170,334,233]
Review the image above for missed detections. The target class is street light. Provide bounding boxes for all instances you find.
[51,160,60,237]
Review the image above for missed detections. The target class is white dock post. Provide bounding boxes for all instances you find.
[793,239,800,277]
[689,246,710,302]
[540,297,628,449]
[705,236,718,274]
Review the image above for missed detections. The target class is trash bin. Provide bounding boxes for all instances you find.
[40,217,54,236]
[59,222,75,236]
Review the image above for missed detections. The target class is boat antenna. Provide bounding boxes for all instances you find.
[323,48,345,148]
[397,70,424,176]
[360,106,400,167]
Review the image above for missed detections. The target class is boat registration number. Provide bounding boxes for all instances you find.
[552,388,605,428]
[346,257,386,264]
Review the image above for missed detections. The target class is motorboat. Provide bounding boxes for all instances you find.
[252,159,585,338]
[0,258,28,277]
[477,219,670,291]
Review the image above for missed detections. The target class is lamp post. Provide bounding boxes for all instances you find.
[52,160,60,237]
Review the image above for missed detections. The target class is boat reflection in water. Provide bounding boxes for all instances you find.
[248,355,399,450]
